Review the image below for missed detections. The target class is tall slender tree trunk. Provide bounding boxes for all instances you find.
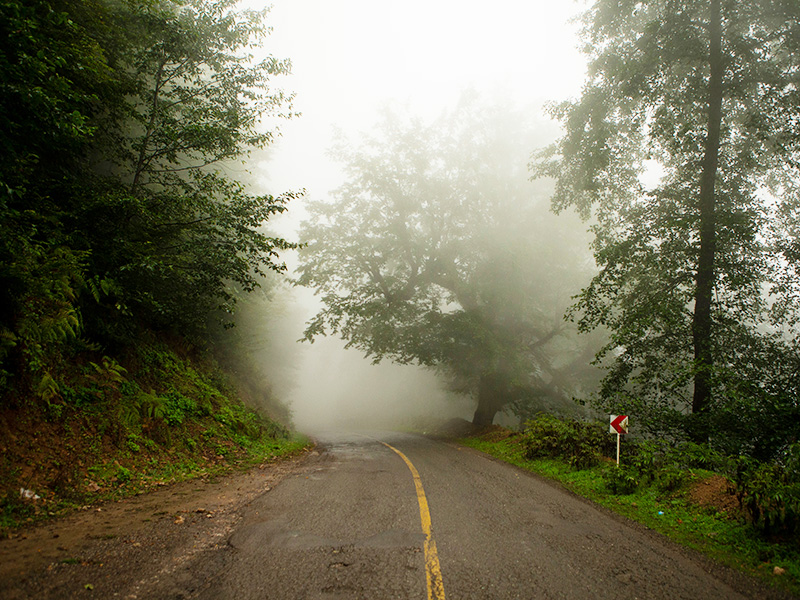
[131,58,167,193]
[692,0,724,434]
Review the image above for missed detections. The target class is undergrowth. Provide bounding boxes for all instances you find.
[461,414,800,598]
[0,338,307,533]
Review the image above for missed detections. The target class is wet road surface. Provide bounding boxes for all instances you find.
[194,432,757,600]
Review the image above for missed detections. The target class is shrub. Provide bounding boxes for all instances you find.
[521,414,611,469]
[655,466,687,493]
[734,444,800,537]
[115,465,132,484]
[163,392,197,426]
[603,465,639,494]
[667,441,729,472]
[626,439,663,482]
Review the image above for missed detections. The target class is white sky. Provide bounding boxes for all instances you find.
[253,0,588,201]
[239,0,591,430]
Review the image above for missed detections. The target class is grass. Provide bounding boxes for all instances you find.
[0,338,311,533]
[460,432,800,597]
[0,433,309,533]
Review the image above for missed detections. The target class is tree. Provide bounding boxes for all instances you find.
[532,0,800,450]
[0,0,123,395]
[298,97,600,426]
[0,0,298,399]
[80,0,299,338]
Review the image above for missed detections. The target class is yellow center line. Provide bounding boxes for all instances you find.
[382,441,446,600]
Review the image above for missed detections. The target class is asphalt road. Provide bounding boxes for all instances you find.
[193,432,760,600]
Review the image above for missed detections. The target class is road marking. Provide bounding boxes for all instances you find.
[382,442,446,600]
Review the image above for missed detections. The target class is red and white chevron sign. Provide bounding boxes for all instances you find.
[609,415,629,434]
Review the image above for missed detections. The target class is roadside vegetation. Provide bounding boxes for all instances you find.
[461,414,800,597]
[0,0,304,535]
[0,336,308,534]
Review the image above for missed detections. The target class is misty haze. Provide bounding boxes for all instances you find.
[2,0,800,598]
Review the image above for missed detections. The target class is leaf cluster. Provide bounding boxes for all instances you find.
[532,0,800,453]
[0,0,297,403]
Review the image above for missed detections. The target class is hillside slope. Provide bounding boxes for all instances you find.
[0,335,305,533]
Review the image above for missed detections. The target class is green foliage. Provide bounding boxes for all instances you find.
[734,444,800,538]
[163,392,196,426]
[0,335,302,532]
[0,0,112,191]
[125,436,141,453]
[616,440,657,484]
[655,466,687,494]
[81,0,300,336]
[521,413,611,469]
[0,0,121,397]
[0,0,298,403]
[668,441,729,472]
[1,243,87,403]
[133,391,167,423]
[298,96,602,424]
[532,0,800,454]
[617,436,800,539]
[602,464,640,495]
[115,465,132,484]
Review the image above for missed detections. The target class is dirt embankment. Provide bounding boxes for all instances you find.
[0,450,314,599]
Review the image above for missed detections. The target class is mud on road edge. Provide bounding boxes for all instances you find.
[0,447,316,599]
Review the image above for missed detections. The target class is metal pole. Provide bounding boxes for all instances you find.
[616,433,621,466]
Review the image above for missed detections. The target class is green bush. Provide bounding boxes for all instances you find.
[655,466,687,493]
[603,464,639,494]
[734,444,800,537]
[115,465,132,484]
[61,384,102,407]
[667,441,729,471]
[626,439,663,482]
[163,392,197,426]
[521,414,611,469]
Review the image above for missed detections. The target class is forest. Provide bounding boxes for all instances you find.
[0,0,302,518]
[1,0,800,539]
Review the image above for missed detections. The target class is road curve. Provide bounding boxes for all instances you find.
[190,431,766,600]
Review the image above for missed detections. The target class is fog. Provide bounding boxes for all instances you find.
[233,282,476,433]
[288,336,476,433]
[234,0,592,433]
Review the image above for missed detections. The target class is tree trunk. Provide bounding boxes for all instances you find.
[472,373,505,427]
[691,0,723,435]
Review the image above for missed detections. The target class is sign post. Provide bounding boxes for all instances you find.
[609,415,629,465]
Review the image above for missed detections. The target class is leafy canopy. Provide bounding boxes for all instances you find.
[0,0,298,400]
[532,0,800,456]
[298,96,601,424]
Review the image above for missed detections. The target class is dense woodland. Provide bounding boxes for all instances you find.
[2,0,800,534]
[0,0,300,514]
[0,0,296,400]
